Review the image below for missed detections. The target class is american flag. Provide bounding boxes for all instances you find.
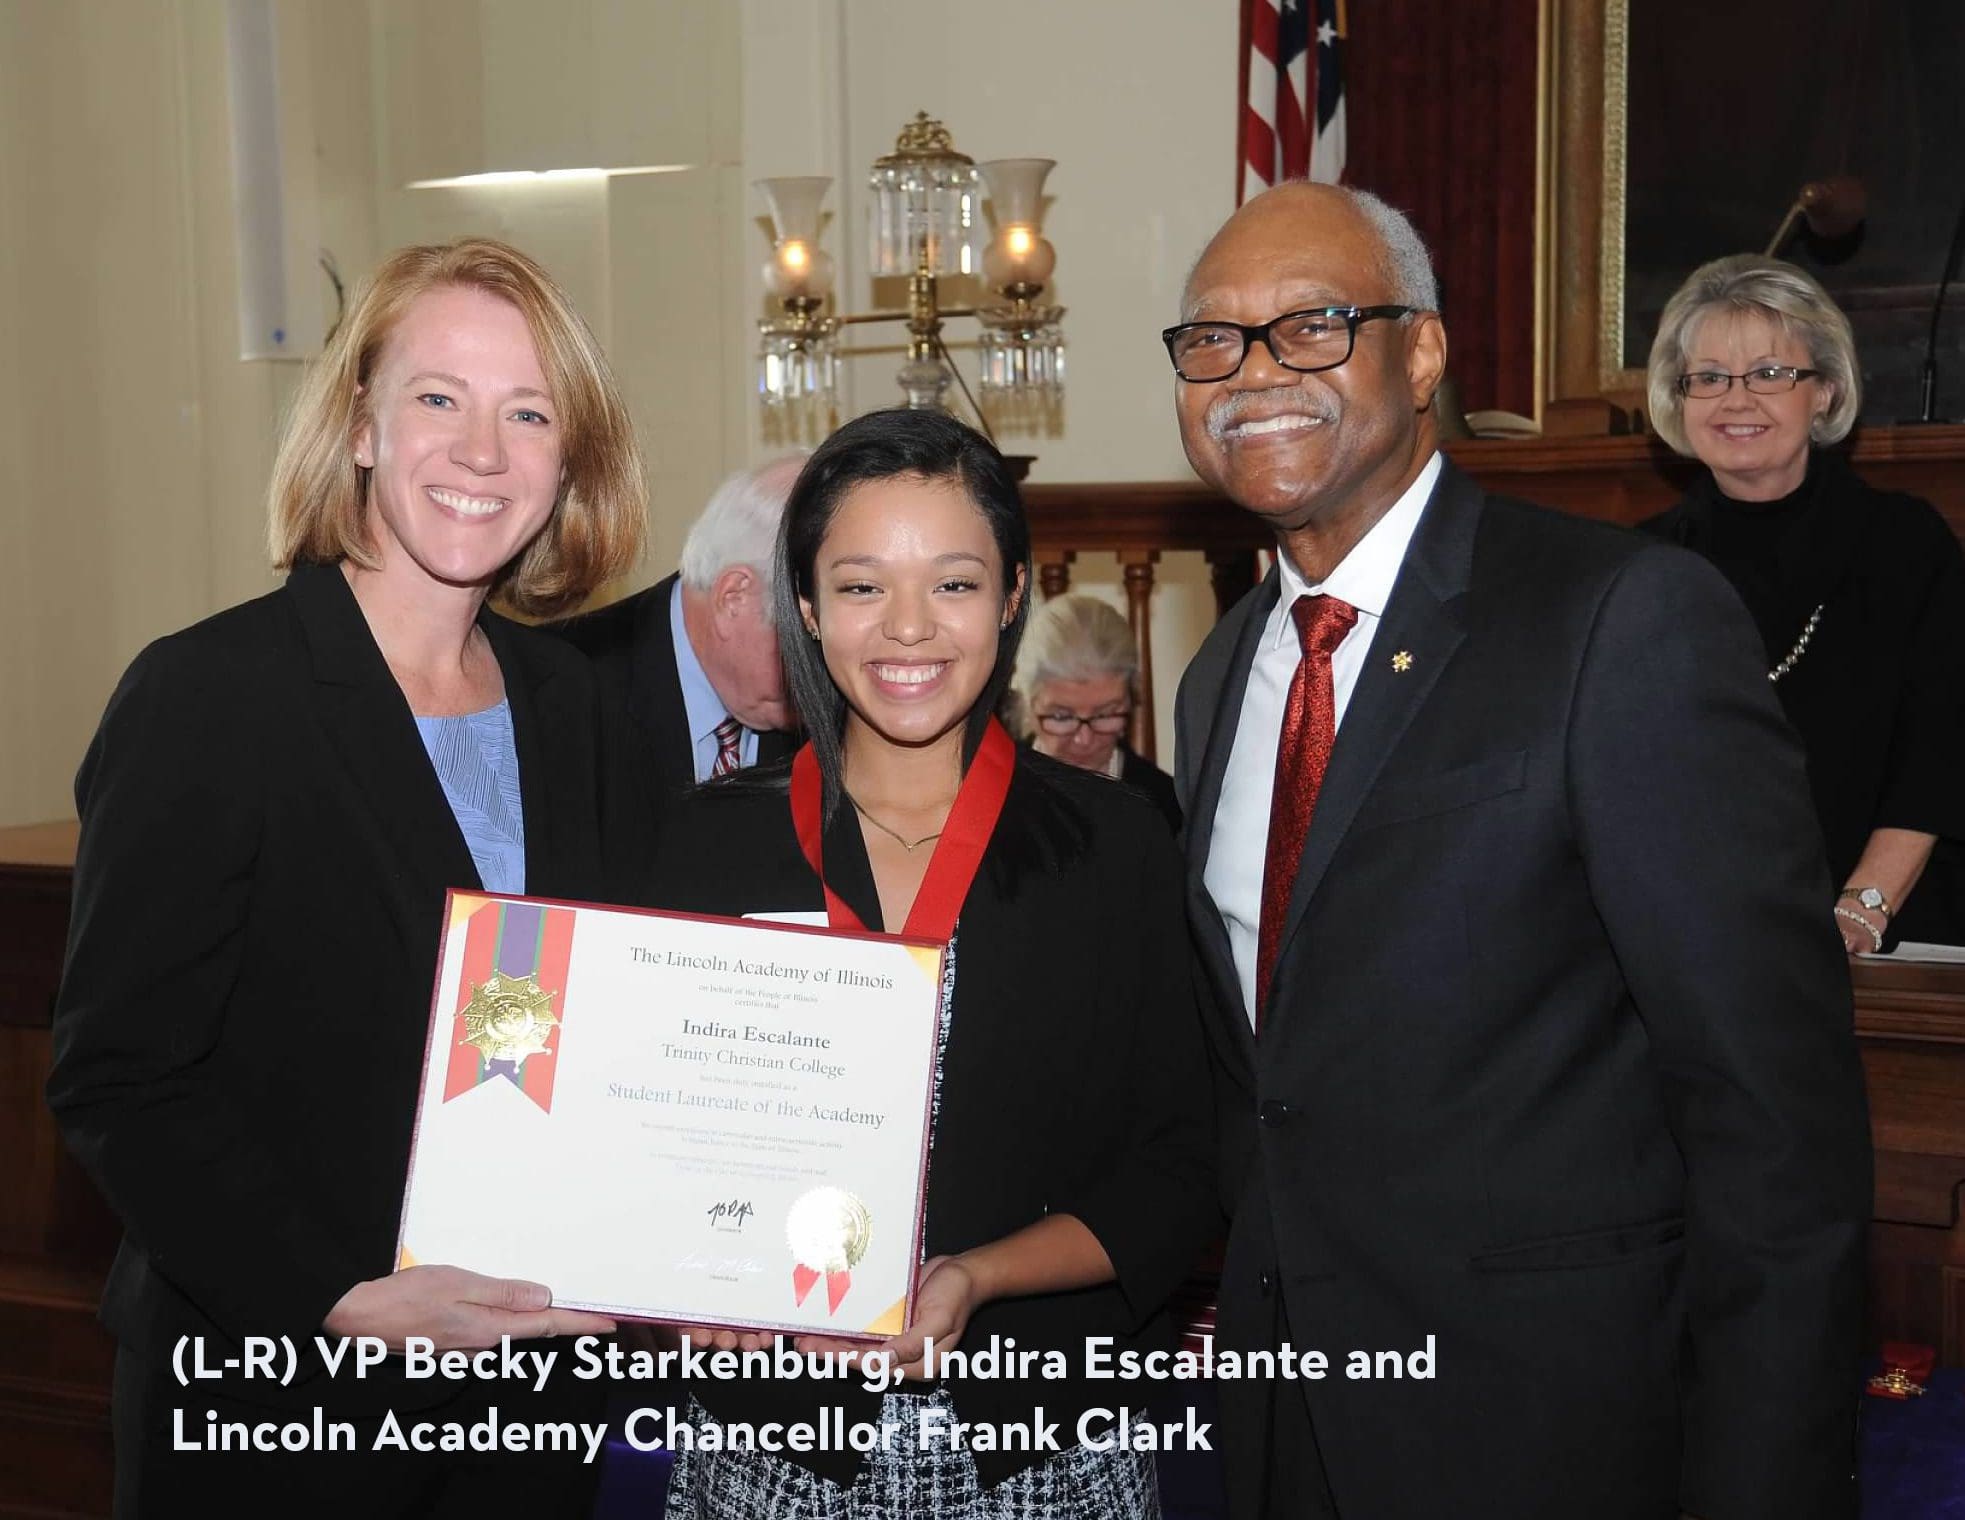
[1239,0,1347,204]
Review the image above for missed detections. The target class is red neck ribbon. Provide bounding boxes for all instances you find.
[790,718,1015,941]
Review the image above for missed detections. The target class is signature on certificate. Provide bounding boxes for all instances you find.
[706,1197,757,1231]
[676,1249,766,1280]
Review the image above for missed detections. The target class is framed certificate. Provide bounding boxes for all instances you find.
[395,891,945,1338]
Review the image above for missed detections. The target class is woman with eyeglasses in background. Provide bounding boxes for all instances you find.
[1013,594,1180,831]
[1642,253,1965,952]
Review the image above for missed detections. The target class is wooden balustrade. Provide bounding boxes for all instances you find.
[1024,424,1965,760]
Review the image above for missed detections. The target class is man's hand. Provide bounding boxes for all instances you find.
[323,1265,615,1350]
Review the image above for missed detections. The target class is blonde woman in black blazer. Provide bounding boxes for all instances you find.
[48,240,648,1519]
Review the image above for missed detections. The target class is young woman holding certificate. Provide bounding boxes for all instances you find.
[646,408,1218,1519]
[48,239,644,1518]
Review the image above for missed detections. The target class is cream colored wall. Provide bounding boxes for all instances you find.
[0,1,301,827]
[0,0,746,827]
[1,0,1239,825]
[368,0,751,582]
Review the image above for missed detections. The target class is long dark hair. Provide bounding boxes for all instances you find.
[775,408,1032,819]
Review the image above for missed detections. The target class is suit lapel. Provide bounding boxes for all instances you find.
[1187,570,1279,885]
[287,563,480,952]
[631,574,696,797]
[1268,462,1481,995]
[1184,572,1279,1089]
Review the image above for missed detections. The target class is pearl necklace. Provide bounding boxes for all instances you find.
[1768,604,1823,685]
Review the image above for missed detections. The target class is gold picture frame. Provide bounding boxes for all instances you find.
[1538,0,1646,420]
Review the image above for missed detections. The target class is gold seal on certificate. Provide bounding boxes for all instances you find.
[396,891,943,1338]
[458,970,560,1064]
[787,1187,873,1315]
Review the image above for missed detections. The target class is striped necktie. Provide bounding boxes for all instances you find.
[711,715,744,777]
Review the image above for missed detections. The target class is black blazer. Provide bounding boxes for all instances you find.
[1176,461,1871,1520]
[640,751,1219,1487]
[1643,452,1965,945]
[548,574,797,808]
[47,562,649,1409]
[1117,745,1181,832]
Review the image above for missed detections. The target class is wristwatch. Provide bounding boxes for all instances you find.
[1840,886,1893,919]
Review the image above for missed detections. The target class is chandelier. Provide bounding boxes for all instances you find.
[755,112,1065,442]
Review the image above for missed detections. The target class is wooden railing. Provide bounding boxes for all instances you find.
[1024,424,1965,760]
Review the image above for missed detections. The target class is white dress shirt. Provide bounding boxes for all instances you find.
[1203,451,1442,1025]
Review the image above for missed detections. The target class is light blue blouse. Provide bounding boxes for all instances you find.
[414,699,525,895]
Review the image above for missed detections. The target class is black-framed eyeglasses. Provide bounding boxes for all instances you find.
[1160,304,1417,382]
[1034,707,1132,738]
[1675,365,1822,399]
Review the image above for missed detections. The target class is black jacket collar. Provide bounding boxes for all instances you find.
[283,559,575,930]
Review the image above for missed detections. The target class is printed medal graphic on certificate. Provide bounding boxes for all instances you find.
[396,891,944,1337]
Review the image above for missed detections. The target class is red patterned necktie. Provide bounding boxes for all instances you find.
[711,715,744,777]
[1255,593,1358,1027]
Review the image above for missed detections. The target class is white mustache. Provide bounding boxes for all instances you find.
[1204,389,1337,442]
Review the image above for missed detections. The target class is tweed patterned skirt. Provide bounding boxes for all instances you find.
[661,1388,1161,1520]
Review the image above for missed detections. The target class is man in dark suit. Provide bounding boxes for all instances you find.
[1170,182,1871,1519]
[552,457,803,804]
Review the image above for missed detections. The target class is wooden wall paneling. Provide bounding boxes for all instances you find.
[0,824,116,1519]
[1856,960,1965,1366]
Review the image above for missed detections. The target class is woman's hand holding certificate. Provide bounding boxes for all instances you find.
[325,1265,617,1350]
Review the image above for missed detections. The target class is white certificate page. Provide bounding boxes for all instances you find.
[396,892,945,1337]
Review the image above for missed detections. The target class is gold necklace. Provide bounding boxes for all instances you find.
[850,797,944,853]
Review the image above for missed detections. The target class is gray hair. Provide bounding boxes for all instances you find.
[1183,183,1440,318]
[1016,595,1138,728]
[677,454,806,613]
[1344,187,1440,312]
[1646,254,1860,455]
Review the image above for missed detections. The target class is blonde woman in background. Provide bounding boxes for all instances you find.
[49,238,646,1518]
[1015,594,1180,830]
[1642,254,1965,951]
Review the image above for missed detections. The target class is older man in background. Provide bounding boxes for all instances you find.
[553,456,803,802]
[1170,182,1869,1520]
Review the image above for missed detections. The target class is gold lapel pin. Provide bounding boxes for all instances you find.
[1391,650,1415,673]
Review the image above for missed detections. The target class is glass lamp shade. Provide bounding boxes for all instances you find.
[763,242,835,302]
[978,158,1054,229]
[982,227,1056,291]
[756,176,832,245]
[868,114,980,278]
